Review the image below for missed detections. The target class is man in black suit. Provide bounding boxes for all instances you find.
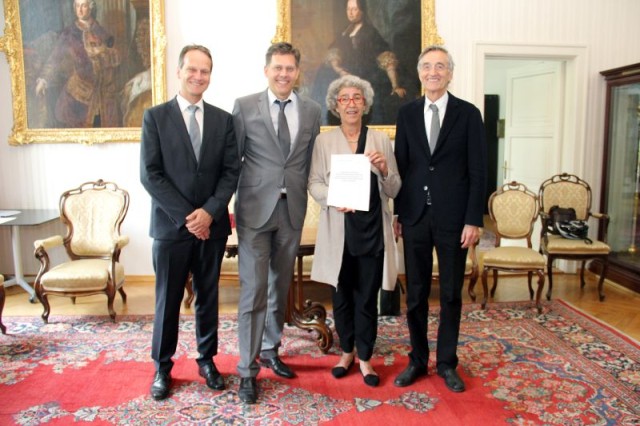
[140,45,240,400]
[393,45,487,392]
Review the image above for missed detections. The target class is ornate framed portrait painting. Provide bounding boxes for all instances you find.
[0,0,166,144]
[275,0,443,138]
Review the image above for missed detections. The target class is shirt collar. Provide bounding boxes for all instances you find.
[425,92,449,112]
[267,90,297,106]
[176,94,204,112]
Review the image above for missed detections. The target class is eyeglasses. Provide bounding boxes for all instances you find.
[418,62,449,72]
[337,94,365,105]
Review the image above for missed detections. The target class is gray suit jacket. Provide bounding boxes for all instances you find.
[232,90,321,230]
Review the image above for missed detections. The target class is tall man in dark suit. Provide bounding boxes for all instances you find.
[140,45,240,400]
[393,45,487,392]
[232,42,321,404]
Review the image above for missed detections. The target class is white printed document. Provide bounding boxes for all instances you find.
[327,154,370,211]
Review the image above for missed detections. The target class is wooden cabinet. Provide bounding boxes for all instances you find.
[596,63,640,292]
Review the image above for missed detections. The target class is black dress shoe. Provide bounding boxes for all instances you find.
[238,377,258,404]
[362,372,380,387]
[259,356,295,378]
[199,363,225,390]
[150,371,172,400]
[438,368,465,392]
[393,364,427,387]
[331,358,354,379]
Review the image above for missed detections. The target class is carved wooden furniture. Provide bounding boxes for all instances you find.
[186,228,333,353]
[597,63,640,293]
[0,209,59,302]
[33,180,130,323]
[539,173,611,301]
[470,181,546,313]
[0,274,5,334]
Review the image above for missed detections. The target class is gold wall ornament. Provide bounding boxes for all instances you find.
[275,0,444,139]
[0,0,166,145]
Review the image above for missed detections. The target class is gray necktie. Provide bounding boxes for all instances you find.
[187,104,201,161]
[275,99,291,158]
[429,104,440,153]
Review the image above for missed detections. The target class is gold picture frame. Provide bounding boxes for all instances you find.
[274,0,443,139]
[0,0,166,145]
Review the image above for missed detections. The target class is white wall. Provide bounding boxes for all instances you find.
[1,0,639,276]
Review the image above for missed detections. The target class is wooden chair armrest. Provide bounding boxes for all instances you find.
[538,212,553,240]
[34,235,64,251]
[110,235,130,262]
[589,212,610,241]
[590,212,608,220]
[114,235,130,249]
[33,235,64,279]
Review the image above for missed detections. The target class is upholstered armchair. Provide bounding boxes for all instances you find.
[33,180,130,323]
[0,274,5,334]
[470,181,546,313]
[538,173,610,301]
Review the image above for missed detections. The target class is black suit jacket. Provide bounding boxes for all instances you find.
[140,97,240,240]
[394,92,487,231]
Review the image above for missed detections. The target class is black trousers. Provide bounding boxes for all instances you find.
[333,244,383,361]
[401,207,467,374]
[151,236,227,374]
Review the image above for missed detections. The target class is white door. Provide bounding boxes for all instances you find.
[504,61,564,190]
[503,61,564,249]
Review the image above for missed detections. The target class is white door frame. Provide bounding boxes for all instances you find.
[474,43,588,272]
[473,43,589,178]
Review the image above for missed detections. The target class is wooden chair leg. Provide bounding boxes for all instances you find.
[468,272,478,302]
[0,283,6,334]
[481,267,489,309]
[527,271,534,300]
[579,260,587,288]
[41,294,51,324]
[546,257,554,301]
[184,275,194,309]
[597,259,608,302]
[535,270,545,314]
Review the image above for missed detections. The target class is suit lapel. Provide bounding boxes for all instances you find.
[409,98,430,158]
[435,92,461,153]
[200,102,212,161]
[290,94,310,156]
[258,90,280,149]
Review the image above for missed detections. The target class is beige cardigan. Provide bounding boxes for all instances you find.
[308,127,401,290]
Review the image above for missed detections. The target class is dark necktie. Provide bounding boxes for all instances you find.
[187,105,201,161]
[429,104,440,153]
[275,99,291,158]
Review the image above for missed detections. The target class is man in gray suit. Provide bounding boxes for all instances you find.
[232,42,321,404]
[141,45,239,400]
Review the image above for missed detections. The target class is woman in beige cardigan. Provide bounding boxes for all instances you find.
[308,75,401,386]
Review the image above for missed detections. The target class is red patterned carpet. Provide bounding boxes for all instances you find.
[1,300,639,425]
